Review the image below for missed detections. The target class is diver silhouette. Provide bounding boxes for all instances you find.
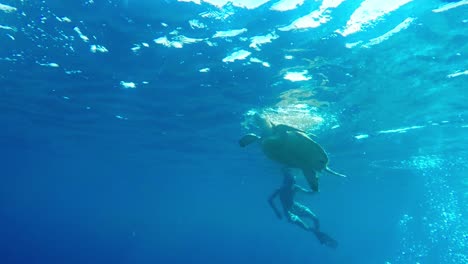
[268,168,338,248]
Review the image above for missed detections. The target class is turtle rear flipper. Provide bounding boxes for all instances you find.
[303,169,319,192]
[239,134,261,147]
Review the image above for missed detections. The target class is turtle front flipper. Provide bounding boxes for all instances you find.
[303,169,319,192]
[239,133,261,147]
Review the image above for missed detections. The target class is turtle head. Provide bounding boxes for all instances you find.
[252,113,274,136]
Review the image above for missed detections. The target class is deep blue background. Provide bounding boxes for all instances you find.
[1,0,467,263]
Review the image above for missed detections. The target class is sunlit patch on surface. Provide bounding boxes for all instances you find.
[65,70,82,75]
[354,134,369,140]
[278,9,330,31]
[337,0,413,37]
[278,57,333,84]
[90,45,109,53]
[222,49,251,63]
[57,16,72,23]
[242,104,330,133]
[349,17,415,48]
[345,41,363,48]
[120,81,136,89]
[276,88,330,109]
[377,125,424,134]
[204,40,217,47]
[249,57,270,67]
[283,70,311,82]
[154,35,204,48]
[115,115,128,120]
[249,32,279,50]
[241,86,338,132]
[37,62,60,68]
[263,105,325,132]
[73,27,89,42]
[278,0,345,31]
[270,0,304,12]
[447,70,468,78]
[0,25,16,31]
[189,19,206,29]
[199,9,235,20]
[131,43,150,53]
[181,0,270,9]
[213,28,247,38]
[130,45,140,53]
[179,0,202,4]
[432,0,468,13]
[0,3,16,13]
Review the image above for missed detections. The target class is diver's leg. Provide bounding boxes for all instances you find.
[295,203,338,248]
[294,202,320,231]
[291,203,337,248]
[286,212,310,231]
[302,169,319,192]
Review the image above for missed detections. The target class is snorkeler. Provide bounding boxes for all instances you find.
[268,168,338,248]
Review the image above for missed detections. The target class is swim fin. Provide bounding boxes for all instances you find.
[314,230,338,249]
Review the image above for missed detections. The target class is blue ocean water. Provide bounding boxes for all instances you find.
[1,0,467,263]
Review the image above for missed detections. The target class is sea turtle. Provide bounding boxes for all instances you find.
[239,113,346,192]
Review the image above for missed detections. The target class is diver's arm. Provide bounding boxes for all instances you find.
[268,189,282,219]
[295,184,314,194]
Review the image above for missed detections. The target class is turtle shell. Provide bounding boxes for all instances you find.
[261,130,329,171]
